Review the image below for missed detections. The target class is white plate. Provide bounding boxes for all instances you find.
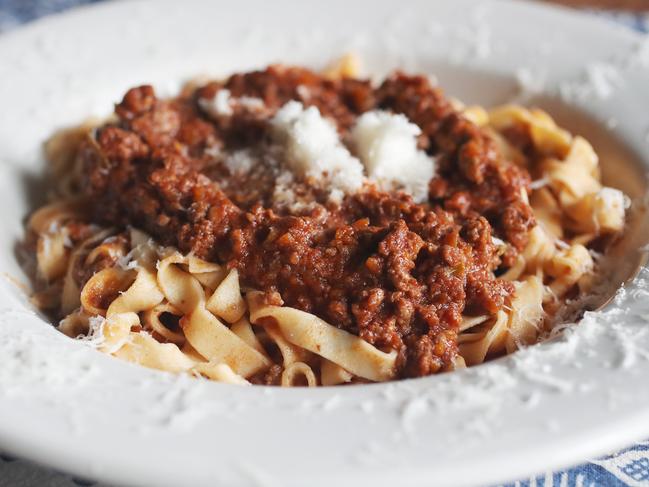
[1,1,649,486]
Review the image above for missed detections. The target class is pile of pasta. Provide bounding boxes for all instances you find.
[458,104,626,366]
[29,212,397,385]
[27,103,626,386]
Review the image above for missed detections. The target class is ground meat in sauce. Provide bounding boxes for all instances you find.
[78,65,535,378]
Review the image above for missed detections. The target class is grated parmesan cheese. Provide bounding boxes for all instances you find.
[559,62,625,101]
[491,236,506,247]
[201,100,441,206]
[515,67,547,98]
[68,314,107,348]
[270,101,365,202]
[593,187,627,232]
[350,110,435,203]
[529,177,550,191]
[199,89,265,118]
[599,187,629,209]
[237,96,265,111]
[223,149,257,174]
[584,63,625,99]
[296,84,311,100]
[62,231,73,248]
[272,171,302,210]
[200,89,233,116]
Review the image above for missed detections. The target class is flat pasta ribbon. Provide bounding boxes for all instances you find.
[248,291,397,382]
[157,254,271,377]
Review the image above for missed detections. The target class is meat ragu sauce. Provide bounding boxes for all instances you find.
[79,66,535,378]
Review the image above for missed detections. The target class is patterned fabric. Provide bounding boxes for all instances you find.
[0,0,101,32]
[500,442,649,487]
[0,1,648,486]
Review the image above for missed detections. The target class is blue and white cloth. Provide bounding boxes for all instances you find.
[501,442,649,486]
[0,1,648,486]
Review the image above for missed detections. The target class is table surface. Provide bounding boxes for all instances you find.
[0,1,648,486]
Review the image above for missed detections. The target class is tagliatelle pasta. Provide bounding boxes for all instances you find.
[157,253,271,377]
[248,291,398,382]
[23,61,628,386]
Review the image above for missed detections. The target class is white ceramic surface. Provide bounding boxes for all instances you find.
[1,1,649,486]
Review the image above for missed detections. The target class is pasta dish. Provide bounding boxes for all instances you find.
[24,58,628,386]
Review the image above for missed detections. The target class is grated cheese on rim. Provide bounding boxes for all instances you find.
[558,62,625,102]
[515,67,547,98]
[350,110,435,203]
[270,101,365,202]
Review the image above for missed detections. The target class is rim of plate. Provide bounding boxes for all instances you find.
[1,1,649,486]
